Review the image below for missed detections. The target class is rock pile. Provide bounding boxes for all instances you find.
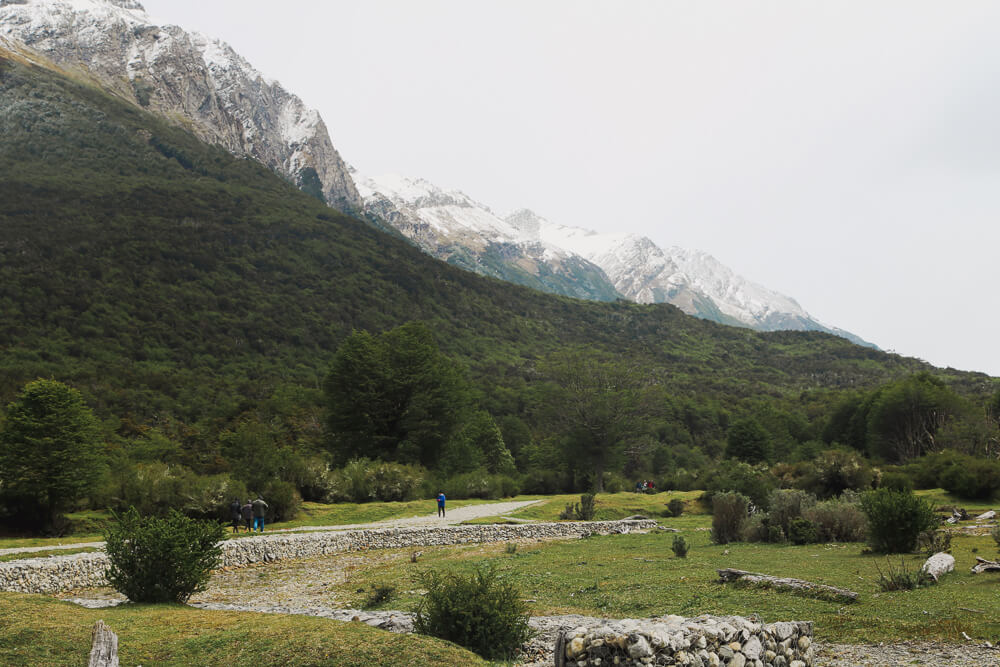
[0,519,656,594]
[556,615,814,667]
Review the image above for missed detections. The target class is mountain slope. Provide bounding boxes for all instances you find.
[0,0,361,212]
[3,45,988,452]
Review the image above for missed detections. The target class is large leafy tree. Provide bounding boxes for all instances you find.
[0,379,104,530]
[534,348,645,492]
[324,322,473,467]
[725,416,772,464]
[867,373,966,462]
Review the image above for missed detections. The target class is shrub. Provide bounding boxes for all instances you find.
[560,493,596,521]
[672,535,689,558]
[874,557,934,592]
[991,524,1000,549]
[803,497,868,542]
[363,583,396,609]
[414,564,533,660]
[917,530,951,556]
[860,489,938,553]
[879,471,914,493]
[256,479,302,522]
[788,517,818,545]
[505,542,517,555]
[104,507,224,603]
[801,449,874,499]
[327,458,426,503]
[702,461,776,511]
[666,498,685,518]
[438,469,521,500]
[741,513,777,543]
[768,489,816,537]
[711,492,749,545]
[938,457,1000,500]
[602,473,627,494]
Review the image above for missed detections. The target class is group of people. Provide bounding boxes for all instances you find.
[635,479,656,493]
[229,496,269,533]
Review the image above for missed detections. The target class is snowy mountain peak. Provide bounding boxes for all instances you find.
[0,0,361,212]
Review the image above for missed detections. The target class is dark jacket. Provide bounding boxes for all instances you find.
[241,503,253,520]
[230,501,241,520]
[252,498,268,518]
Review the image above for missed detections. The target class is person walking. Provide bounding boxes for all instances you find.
[252,495,269,532]
[241,499,253,533]
[436,491,446,518]
[229,498,242,534]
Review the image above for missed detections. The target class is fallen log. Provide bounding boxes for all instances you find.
[717,568,859,603]
[87,620,118,667]
[971,557,1000,574]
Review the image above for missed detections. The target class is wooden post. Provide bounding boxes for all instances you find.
[87,620,119,667]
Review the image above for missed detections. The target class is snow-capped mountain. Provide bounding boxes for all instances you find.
[357,173,871,344]
[0,0,360,212]
[354,172,621,301]
[511,208,872,345]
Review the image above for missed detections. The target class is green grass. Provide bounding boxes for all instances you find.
[324,513,1000,645]
[0,593,485,666]
[487,491,708,523]
[0,547,98,563]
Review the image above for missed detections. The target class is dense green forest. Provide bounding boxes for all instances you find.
[0,49,997,532]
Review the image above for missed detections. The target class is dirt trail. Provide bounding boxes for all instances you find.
[0,499,544,557]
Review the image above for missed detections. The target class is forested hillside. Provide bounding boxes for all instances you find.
[0,50,995,530]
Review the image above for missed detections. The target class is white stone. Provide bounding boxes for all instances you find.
[742,636,762,660]
[921,552,955,581]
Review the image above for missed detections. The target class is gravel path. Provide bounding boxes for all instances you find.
[0,499,543,557]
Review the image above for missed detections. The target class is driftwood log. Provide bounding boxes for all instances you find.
[87,620,119,667]
[971,557,1000,574]
[717,568,859,603]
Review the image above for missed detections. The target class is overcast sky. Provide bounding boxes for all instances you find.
[141,0,1000,377]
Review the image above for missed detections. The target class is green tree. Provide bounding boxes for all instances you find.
[0,379,104,530]
[324,322,473,467]
[867,373,965,463]
[725,416,772,463]
[535,349,644,492]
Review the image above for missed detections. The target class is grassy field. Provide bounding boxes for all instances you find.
[329,509,1000,645]
[0,593,487,666]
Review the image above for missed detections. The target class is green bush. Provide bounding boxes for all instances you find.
[917,530,951,556]
[414,564,533,660]
[362,583,396,609]
[711,492,749,545]
[788,517,818,545]
[109,463,247,522]
[559,493,596,521]
[875,557,934,591]
[803,497,867,542]
[438,469,521,500]
[800,449,874,499]
[879,471,914,493]
[104,507,224,603]
[768,489,816,537]
[860,489,938,553]
[701,461,776,511]
[938,457,1000,500]
[671,535,689,558]
[666,498,685,518]
[328,458,426,503]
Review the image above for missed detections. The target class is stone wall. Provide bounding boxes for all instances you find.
[0,519,656,594]
[557,615,814,667]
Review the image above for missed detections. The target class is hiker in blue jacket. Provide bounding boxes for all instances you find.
[437,491,446,518]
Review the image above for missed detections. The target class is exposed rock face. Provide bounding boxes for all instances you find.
[920,552,955,582]
[0,0,361,212]
[354,172,622,301]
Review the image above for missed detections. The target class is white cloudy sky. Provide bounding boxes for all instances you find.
[139,0,1000,377]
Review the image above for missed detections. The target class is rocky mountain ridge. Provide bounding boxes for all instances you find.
[0,0,361,212]
[359,174,873,346]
